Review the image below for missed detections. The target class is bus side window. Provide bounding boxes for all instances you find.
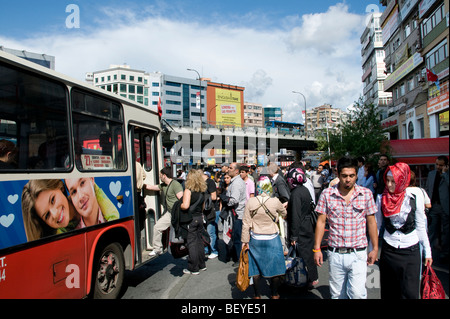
[71,89,125,171]
[0,63,70,171]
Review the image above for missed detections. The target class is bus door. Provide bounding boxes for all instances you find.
[130,125,161,264]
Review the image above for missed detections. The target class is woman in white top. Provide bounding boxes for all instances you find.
[376,162,432,299]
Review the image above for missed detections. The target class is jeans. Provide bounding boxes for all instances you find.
[328,248,368,299]
[205,211,220,255]
[232,219,243,261]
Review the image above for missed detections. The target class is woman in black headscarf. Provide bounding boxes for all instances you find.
[287,167,319,289]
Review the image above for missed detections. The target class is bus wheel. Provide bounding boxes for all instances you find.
[92,242,125,299]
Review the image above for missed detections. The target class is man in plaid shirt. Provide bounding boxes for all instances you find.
[313,156,379,299]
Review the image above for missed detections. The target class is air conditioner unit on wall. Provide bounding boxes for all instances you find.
[415,43,423,52]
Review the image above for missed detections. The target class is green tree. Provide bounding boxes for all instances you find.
[316,98,391,165]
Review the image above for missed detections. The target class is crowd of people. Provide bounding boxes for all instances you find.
[144,154,449,299]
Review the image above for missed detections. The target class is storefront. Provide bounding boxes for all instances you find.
[390,137,449,187]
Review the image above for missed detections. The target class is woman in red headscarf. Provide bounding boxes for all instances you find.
[376,162,432,299]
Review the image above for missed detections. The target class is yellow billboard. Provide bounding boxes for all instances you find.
[215,88,242,126]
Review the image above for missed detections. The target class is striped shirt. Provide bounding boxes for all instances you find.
[315,183,377,249]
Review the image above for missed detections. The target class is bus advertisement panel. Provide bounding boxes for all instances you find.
[0,176,133,250]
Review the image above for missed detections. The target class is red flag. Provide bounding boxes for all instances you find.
[157,97,162,118]
[426,68,438,82]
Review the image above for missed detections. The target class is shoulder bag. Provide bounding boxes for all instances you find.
[236,249,249,291]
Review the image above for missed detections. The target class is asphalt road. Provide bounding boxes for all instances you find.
[120,249,447,300]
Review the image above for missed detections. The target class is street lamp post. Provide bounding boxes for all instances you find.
[187,68,203,133]
[324,111,331,167]
[292,91,307,140]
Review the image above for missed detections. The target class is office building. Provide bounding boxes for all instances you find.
[86,64,150,107]
[263,106,282,124]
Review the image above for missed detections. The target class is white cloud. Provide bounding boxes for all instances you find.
[286,3,364,57]
[0,2,365,124]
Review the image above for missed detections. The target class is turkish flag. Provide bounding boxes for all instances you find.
[157,97,162,118]
[426,68,438,82]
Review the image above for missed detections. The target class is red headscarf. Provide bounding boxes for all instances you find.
[381,162,411,218]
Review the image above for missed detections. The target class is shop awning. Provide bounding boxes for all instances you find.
[390,137,449,165]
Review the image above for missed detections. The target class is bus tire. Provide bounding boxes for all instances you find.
[92,242,125,299]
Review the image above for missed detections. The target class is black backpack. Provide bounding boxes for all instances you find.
[170,193,204,240]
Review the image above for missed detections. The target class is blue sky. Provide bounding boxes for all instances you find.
[0,0,383,123]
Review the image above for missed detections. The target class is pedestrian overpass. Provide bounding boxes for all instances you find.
[161,123,317,166]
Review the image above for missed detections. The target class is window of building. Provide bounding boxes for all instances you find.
[426,39,448,70]
[166,100,181,105]
[418,118,425,138]
[166,91,181,96]
[439,110,449,137]
[400,83,406,96]
[166,110,181,115]
[404,24,411,38]
[166,81,181,87]
[407,78,414,91]
[422,4,444,37]
[129,76,134,81]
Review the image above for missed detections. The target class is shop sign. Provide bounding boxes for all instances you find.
[427,92,449,115]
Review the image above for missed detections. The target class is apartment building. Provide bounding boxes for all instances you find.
[360,12,393,121]
[380,0,448,140]
[379,0,449,176]
[243,102,264,127]
[305,104,347,135]
[420,0,449,138]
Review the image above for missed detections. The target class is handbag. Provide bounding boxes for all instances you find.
[169,242,189,259]
[421,264,445,299]
[201,226,211,247]
[285,244,308,288]
[236,249,250,291]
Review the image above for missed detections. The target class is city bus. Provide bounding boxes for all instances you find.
[0,51,165,298]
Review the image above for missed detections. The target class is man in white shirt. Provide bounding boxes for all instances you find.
[310,165,324,202]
